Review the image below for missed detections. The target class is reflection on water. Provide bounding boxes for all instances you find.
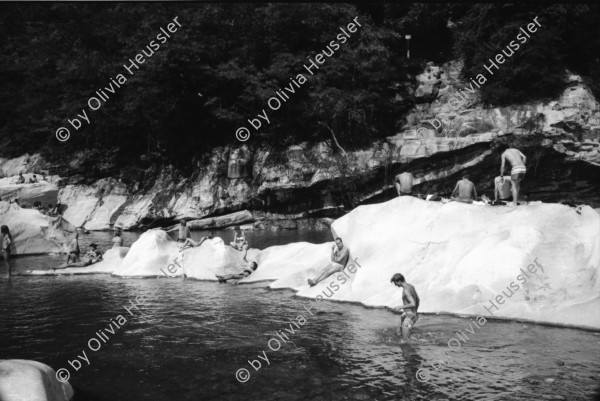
[1,278,599,401]
[1,228,599,400]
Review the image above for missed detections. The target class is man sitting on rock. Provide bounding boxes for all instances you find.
[16,173,25,184]
[395,172,414,196]
[56,243,103,269]
[451,174,477,203]
[216,261,258,283]
[308,237,350,287]
[493,176,512,205]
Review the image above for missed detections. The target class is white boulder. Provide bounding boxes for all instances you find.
[0,202,75,255]
[0,359,74,401]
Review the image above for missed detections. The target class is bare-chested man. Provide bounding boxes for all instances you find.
[395,172,414,196]
[494,176,512,203]
[308,238,350,286]
[391,273,420,342]
[500,145,527,205]
[451,174,477,203]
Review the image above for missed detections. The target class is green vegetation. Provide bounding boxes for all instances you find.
[0,3,598,175]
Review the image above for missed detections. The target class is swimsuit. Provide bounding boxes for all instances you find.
[401,311,419,329]
[511,166,526,180]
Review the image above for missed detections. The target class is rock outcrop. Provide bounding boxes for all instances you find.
[0,202,75,255]
[0,359,74,401]
[23,197,600,329]
[2,63,598,230]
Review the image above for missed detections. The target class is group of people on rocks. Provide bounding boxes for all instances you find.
[14,173,46,185]
[395,143,528,206]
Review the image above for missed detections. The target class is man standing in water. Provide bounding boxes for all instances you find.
[391,273,420,342]
[500,143,527,205]
[395,172,414,196]
[308,237,350,286]
[451,174,477,203]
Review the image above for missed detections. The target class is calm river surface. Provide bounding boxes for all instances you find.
[1,229,599,400]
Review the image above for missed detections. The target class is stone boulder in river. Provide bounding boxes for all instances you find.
[0,202,75,255]
[0,359,74,401]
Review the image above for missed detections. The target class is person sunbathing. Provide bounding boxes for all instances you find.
[215,261,258,283]
[56,244,102,269]
[307,237,350,286]
[180,232,215,250]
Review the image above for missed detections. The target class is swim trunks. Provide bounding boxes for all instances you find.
[401,312,419,329]
[331,262,344,272]
[511,166,526,180]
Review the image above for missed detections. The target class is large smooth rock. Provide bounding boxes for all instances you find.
[296,197,600,329]
[0,359,74,401]
[0,202,75,255]
[0,176,59,208]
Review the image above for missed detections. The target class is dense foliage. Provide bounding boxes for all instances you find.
[0,3,598,174]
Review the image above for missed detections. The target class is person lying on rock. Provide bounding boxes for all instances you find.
[307,237,350,287]
[391,273,420,343]
[229,226,249,261]
[215,261,258,283]
[56,244,103,269]
[180,232,215,250]
[451,174,477,204]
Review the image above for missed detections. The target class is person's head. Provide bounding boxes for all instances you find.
[89,243,97,251]
[1,225,10,236]
[115,228,121,236]
[462,174,470,181]
[390,273,406,287]
[208,231,214,238]
[234,225,241,233]
[33,175,36,178]
[250,261,258,271]
[19,173,23,177]
[334,237,343,249]
[180,219,186,226]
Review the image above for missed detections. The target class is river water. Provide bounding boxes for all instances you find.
[1,230,599,400]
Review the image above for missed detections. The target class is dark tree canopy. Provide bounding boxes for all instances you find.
[0,3,598,175]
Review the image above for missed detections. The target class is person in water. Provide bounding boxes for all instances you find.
[112,229,124,248]
[58,244,103,268]
[307,237,350,287]
[180,231,215,250]
[65,232,80,264]
[500,143,527,205]
[451,174,477,203]
[395,172,414,196]
[494,176,512,204]
[229,226,249,261]
[216,261,258,283]
[1,225,13,279]
[391,273,420,342]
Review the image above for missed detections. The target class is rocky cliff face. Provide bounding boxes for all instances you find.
[1,62,598,230]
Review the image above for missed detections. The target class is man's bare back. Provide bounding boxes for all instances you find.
[452,178,477,202]
[502,148,526,169]
[395,172,414,195]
